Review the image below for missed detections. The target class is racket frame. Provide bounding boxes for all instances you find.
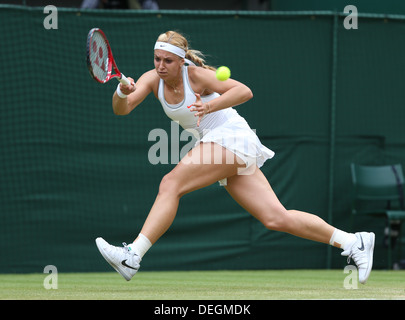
[86,28,130,85]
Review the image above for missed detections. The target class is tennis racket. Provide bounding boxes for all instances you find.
[86,28,130,85]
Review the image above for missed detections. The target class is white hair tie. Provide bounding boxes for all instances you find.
[184,58,196,66]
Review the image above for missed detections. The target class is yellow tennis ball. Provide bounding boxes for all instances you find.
[216,66,231,81]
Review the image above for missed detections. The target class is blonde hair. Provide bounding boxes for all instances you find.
[156,31,216,71]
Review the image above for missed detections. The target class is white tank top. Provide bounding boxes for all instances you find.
[157,66,238,139]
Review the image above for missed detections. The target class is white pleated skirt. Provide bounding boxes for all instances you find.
[195,114,275,186]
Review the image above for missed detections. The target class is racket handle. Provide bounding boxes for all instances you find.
[119,74,131,86]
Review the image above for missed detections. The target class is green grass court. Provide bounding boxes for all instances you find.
[1,270,404,300]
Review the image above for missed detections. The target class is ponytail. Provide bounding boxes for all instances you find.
[185,49,216,71]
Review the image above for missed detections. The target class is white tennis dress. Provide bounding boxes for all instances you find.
[157,66,274,184]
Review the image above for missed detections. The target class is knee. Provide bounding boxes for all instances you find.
[158,172,182,198]
[261,208,292,232]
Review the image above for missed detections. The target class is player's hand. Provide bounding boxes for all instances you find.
[189,93,210,127]
[119,77,136,95]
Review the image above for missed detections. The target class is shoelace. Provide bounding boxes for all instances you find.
[347,248,366,267]
[122,242,130,252]
[122,242,139,259]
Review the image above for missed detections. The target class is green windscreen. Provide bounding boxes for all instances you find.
[1,6,404,273]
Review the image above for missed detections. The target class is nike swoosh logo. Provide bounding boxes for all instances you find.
[358,235,365,251]
[121,259,138,270]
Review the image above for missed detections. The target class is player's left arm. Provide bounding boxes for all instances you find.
[188,66,253,116]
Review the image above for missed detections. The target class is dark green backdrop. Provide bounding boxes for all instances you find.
[1,6,404,273]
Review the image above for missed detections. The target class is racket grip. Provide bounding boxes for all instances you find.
[119,74,131,86]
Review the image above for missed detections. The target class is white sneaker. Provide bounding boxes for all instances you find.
[341,232,375,284]
[95,237,140,281]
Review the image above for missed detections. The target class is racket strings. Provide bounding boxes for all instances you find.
[89,32,109,82]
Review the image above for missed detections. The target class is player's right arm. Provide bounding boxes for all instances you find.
[112,70,158,115]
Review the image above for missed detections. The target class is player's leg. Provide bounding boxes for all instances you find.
[224,167,336,244]
[96,142,244,280]
[224,167,375,284]
[138,142,245,244]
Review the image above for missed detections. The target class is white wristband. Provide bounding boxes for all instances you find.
[116,83,127,99]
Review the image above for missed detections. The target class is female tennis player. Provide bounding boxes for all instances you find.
[96,31,375,284]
